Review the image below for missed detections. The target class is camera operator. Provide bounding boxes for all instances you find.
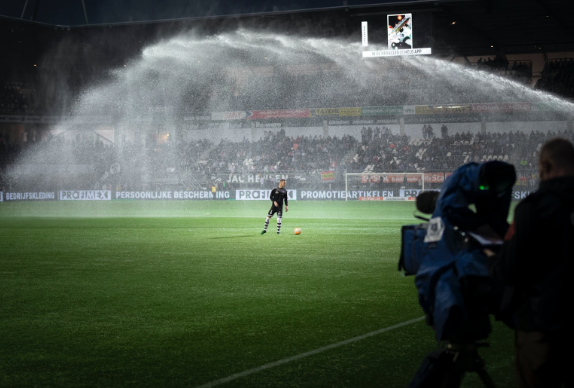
[486,138,574,388]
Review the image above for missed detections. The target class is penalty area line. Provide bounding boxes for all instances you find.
[193,316,425,388]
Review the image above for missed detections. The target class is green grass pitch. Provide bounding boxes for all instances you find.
[0,201,515,387]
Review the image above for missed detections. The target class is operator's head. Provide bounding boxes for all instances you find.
[279,179,286,188]
[538,138,574,181]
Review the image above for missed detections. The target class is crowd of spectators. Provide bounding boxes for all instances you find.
[2,124,573,192]
[202,129,356,175]
[535,58,574,99]
[0,80,33,114]
[346,125,574,176]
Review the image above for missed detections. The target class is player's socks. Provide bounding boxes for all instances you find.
[277,217,281,234]
[263,216,270,232]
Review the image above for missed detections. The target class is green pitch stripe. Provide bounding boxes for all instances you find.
[194,316,426,388]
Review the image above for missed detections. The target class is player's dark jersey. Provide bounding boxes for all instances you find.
[270,187,288,207]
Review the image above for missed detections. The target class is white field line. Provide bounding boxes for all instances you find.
[193,316,425,388]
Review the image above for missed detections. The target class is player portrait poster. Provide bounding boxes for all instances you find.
[388,14,412,50]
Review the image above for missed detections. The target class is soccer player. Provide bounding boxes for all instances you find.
[261,179,289,235]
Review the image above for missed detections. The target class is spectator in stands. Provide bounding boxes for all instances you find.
[441,124,448,138]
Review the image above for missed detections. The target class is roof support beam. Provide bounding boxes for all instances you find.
[20,0,29,19]
[81,0,89,24]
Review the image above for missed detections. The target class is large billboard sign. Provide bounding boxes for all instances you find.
[362,13,432,58]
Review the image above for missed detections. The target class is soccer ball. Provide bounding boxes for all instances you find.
[294,228,301,235]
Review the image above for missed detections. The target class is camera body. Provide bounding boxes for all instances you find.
[399,161,516,342]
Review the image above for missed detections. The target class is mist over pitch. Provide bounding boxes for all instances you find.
[7,28,574,193]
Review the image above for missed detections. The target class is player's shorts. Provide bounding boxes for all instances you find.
[268,206,282,218]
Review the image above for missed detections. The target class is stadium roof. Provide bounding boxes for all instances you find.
[1,0,574,56]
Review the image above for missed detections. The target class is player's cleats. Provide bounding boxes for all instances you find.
[277,232,280,235]
[260,230,266,235]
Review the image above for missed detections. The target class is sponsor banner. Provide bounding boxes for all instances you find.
[310,107,361,117]
[424,173,446,183]
[512,191,533,200]
[247,109,310,120]
[59,190,111,201]
[360,174,420,183]
[383,174,407,183]
[350,118,400,125]
[406,174,423,183]
[531,102,562,112]
[362,48,432,57]
[3,192,57,201]
[403,105,416,115]
[399,189,440,197]
[338,107,362,117]
[400,189,422,197]
[404,114,481,124]
[223,173,289,184]
[359,196,414,201]
[183,115,211,121]
[0,189,534,202]
[415,105,471,115]
[211,111,249,120]
[361,175,377,183]
[327,120,351,125]
[299,190,396,200]
[471,103,531,113]
[211,110,310,120]
[115,191,230,200]
[236,189,297,201]
[361,106,404,116]
[383,197,416,201]
[184,122,224,130]
[321,171,335,181]
[255,122,282,128]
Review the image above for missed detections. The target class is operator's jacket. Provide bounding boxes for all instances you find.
[488,176,574,332]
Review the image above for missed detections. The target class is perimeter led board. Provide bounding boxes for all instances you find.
[362,13,432,58]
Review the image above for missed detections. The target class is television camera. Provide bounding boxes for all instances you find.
[399,161,516,388]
